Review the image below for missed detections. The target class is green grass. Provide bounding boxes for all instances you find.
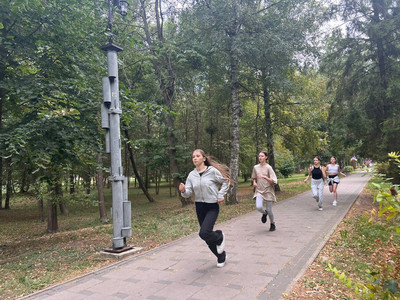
[0,173,310,299]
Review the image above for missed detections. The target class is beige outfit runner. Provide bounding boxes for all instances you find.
[252,163,278,202]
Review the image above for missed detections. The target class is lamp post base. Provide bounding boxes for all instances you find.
[103,245,133,253]
[100,245,142,260]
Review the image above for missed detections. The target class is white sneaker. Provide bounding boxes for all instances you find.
[318,207,323,211]
[216,233,225,254]
[333,201,337,206]
[217,254,227,268]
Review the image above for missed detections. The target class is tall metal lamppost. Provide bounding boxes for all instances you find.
[101,0,132,252]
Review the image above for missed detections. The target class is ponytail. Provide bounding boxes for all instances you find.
[194,149,233,184]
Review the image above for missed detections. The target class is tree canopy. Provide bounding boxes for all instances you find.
[1,0,398,220]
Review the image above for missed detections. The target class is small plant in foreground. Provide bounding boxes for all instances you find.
[327,263,374,299]
[326,152,400,300]
[373,152,400,233]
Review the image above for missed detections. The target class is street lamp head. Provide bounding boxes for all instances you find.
[118,0,129,17]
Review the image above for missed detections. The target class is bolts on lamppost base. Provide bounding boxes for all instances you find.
[103,245,133,254]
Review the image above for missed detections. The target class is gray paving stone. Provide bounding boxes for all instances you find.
[19,172,370,300]
[151,282,203,299]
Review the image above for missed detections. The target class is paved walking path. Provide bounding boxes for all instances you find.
[21,172,370,300]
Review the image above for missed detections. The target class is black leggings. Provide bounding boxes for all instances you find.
[195,202,224,259]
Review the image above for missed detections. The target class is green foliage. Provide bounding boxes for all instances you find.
[274,139,295,178]
[373,152,400,233]
[326,152,400,300]
[327,263,375,299]
[374,162,390,176]
[343,166,354,174]
[0,0,104,185]
[0,0,333,209]
[322,0,400,161]
[277,158,295,178]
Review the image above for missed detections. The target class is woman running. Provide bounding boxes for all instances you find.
[179,149,231,267]
[304,156,326,210]
[326,156,346,206]
[252,151,278,231]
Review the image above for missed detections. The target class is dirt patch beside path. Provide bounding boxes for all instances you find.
[286,190,378,299]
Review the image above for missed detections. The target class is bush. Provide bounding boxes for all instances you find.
[277,159,295,178]
[342,166,353,174]
[374,162,390,175]
[373,160,400,184]
[327,154,400,300]
[274,142,295,178]
[388,160,400,184]
[275,169,284,179]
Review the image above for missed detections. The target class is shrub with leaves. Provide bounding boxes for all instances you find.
[327,152,400,299]
[373,152,400,234]
[369,237,400,299]
[343,165,354,174]
[327,263,374,299]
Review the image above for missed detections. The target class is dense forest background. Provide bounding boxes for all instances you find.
[0,0,399,228]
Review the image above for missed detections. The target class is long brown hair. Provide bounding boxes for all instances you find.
[194,149,232,183]
[259,151,269,162]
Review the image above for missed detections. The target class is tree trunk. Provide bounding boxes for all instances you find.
[37,197,44,222]
[56,178,68,216]
[0,157,2,209]
[255,94,261,162]
[84,175,91,195]
[47,180,58,233]
[371,0,388,89]
[34,181,45,222]
[5,157,12,209]
[227,52,240,204]
[371,0,390,125]
[123,128,155,202]
[96,153,108,223]
[145,115,150,189]
[168,172,172,197]
[139,0,190,206]
[145,164,149,189]
[69,173,75,194]
[0,87,3,209]
[165,113,188,205]
[47,196,58,233]
[156,170,161,195]
[262,70,280,191]
[20,165,28,193]
[124,140,129,183]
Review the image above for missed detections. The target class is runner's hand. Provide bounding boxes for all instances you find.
[179,183,185,193]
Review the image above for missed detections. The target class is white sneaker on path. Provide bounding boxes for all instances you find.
[217,253,227,268]
[216,233,225,254]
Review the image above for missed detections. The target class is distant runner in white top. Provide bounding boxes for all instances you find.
[326,156,346,206]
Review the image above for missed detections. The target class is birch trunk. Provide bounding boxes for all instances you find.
[227,53,240,204]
